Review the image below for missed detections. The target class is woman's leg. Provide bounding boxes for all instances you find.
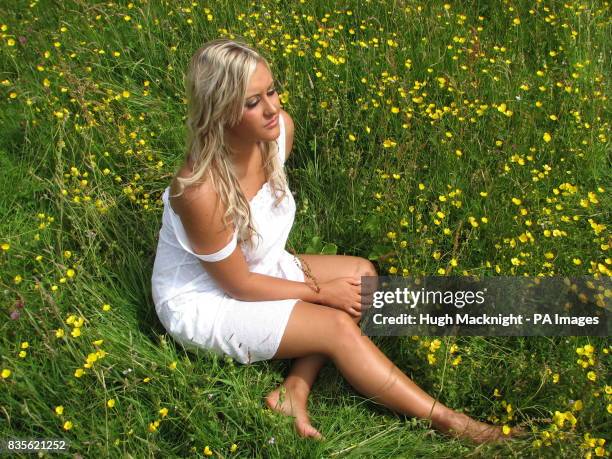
[266,255,375,438]
[273,301,510,444]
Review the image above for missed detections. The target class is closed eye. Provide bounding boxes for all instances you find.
[245,88,277,108]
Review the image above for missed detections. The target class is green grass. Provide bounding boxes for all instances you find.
[0,0,610,457]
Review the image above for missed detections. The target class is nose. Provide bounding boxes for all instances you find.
[262,95,279,116]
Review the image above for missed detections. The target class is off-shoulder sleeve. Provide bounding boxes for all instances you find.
[163,189,238,262]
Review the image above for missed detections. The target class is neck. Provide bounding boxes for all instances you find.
[226,137,262,180]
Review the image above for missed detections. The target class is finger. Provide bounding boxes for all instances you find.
[360,284,377,295]
[361,294,374,308]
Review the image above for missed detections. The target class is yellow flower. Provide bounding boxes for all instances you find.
[1,243,9,251]
[543,132,552,143]
[204,446,213,456]
[66,269,75,278]
[552,373,560,383]
[74,368,84,378]
[1,369,11,379]
[107,399,116,408]
[383,139,397,148]
[71,327,81,338]
[230,443,238,453]
[511,198,522,205]
[55,328,65,338]
[573,400,583,411]
[159,407,168,418]
[63,421,73,430]
[148,420,160,432]
[587,371,596,381]
[102,304,111,312]
[14,275,23,284]
[502,425,511,435]
[168,361,177,370]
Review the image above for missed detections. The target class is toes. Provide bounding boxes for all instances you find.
[265,392,278,409]
[297,422,322,440]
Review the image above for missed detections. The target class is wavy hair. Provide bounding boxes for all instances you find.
[173,38,288,248]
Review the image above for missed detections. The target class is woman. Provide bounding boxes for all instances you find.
[151,38,515,444]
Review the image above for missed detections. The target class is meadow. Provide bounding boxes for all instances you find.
[0,0,610,457]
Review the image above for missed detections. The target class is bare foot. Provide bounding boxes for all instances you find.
[440,411,521,444]
[265,384,322,440]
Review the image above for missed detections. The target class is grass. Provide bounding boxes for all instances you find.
[0,0,610,457]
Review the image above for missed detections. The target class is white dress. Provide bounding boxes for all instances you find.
[151,115,304,364]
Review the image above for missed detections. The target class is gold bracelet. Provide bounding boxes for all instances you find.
[288,247,321,294]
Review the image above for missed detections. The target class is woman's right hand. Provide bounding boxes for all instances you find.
[317,277,363,317]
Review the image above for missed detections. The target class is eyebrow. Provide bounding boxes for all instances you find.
[246,80,275,99]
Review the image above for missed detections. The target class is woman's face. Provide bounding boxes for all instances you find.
[227,60,281,144]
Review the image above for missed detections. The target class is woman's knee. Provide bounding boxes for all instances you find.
[276,303,361,359]
[329,309,363,355]
[353,257,377,277]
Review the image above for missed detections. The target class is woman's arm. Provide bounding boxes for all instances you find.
[203,248,321,303]
[204,248,362,318]
[170,175,362,312]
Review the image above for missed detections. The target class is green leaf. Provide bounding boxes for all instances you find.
[367,243,388,261]
[305,236,323,254]
[321,243,337,255]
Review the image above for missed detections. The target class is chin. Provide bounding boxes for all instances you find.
[260,126,280,141]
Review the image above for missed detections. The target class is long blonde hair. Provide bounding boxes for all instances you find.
[174,38,288,248]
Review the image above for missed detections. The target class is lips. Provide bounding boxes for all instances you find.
[264,116,279,128]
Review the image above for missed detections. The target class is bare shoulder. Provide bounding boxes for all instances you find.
[280,109,295,160]
[168,167,233,252]
[169,166,217,216]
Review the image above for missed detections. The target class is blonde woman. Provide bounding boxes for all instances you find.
[152,38,516,444]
